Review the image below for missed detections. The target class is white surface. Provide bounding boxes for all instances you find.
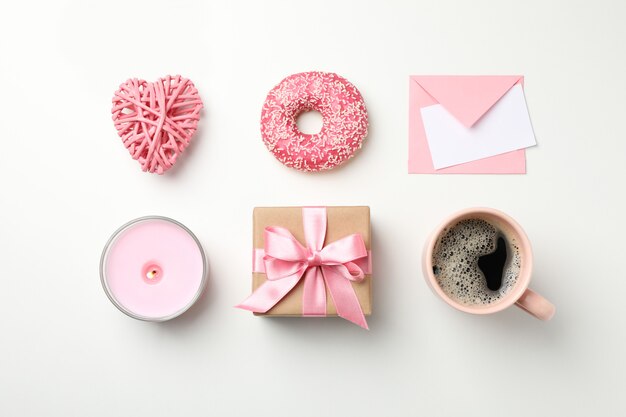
[421,84,536,168]
[0,1,625,416]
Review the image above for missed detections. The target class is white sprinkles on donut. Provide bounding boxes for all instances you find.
[261,72,369,172]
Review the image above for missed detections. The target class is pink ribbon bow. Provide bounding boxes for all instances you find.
[236,207,371,329]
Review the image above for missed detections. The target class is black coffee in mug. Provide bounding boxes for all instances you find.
[431,218,521,306]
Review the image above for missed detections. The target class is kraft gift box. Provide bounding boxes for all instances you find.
[246,206,372,322]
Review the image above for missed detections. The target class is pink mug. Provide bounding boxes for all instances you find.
[422,207,555,320]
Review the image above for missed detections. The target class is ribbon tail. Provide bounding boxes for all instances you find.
[235,274,302,313]
[322,266,369,330]
[302,267,326,316]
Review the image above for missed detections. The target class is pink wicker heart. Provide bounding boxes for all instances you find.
[111,75,203,174]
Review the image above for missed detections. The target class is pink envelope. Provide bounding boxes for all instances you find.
[409,75,527,174]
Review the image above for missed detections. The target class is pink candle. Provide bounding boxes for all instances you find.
[100,216,206,321]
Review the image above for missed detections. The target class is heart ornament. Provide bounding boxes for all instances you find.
[111,75,203,174]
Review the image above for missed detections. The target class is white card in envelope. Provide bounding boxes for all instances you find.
[420,84,537,169]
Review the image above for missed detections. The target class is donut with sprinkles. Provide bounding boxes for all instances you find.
[260,72,369,172]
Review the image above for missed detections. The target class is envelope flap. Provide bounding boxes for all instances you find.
[414,76,523,127]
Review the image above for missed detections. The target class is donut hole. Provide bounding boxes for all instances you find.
[295,110,323,135]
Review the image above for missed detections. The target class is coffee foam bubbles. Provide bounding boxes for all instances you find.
[432,218,521,306]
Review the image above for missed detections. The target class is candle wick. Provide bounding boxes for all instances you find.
[143,264,162,283]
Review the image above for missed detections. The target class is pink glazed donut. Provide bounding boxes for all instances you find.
[261,72,369,172]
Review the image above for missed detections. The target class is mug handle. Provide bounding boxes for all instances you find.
[515,288,555,321]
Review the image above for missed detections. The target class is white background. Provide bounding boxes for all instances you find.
[1,1,624,416]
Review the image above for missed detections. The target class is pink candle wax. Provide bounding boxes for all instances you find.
[100,216,206,321]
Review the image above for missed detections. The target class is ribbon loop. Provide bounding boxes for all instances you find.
[319,234,368,265]
[264,227,308,261]
[335,262,365,282]
[264,257,306,280]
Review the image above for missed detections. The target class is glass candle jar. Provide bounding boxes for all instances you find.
[100,216,207,321]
